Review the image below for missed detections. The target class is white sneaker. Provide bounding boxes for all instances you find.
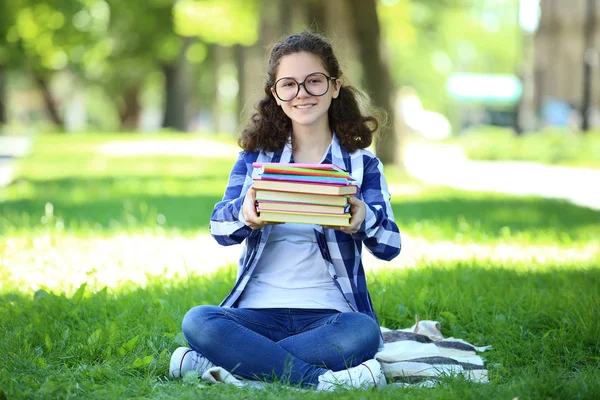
[169,347,216,378]
[316,359,387,391]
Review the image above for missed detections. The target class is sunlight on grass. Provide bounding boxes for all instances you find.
[97,137,239,158]
[0,233,239,294]
[1,231,597,296]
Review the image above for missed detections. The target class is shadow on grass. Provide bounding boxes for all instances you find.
[2,176,600,241]
[1,176,224,233]
[1,263,599,399]
[392,195,600,241]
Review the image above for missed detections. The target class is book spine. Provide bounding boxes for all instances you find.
[253,182,358,196]
[252,162,345,172]
[261,167,350,178]
[256,201,348,215]
[257,174,350,185]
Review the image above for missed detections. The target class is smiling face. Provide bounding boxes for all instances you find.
[271,51,340,131]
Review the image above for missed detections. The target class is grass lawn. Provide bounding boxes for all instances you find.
[1,133,599,399]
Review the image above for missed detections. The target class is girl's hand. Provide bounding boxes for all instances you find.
[242,187,282,230]
[322,196,366,234]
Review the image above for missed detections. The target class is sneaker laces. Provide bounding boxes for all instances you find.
[179,349,194,376]
[359,362,377,386]
[190,350,214,374]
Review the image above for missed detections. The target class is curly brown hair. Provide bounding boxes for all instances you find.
[238,31,379,153]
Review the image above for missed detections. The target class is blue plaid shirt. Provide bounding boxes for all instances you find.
[210,134,401,343]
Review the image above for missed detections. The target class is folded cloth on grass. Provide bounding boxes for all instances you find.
[377,318,492,387]
[199,367,266,389]
[191,317,491,389]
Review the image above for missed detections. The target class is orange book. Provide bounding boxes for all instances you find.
[254,190,350,206]
[258,210,351,226]
[252,179,358,196]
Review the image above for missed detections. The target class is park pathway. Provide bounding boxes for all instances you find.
[403,142,600,211]
[0,136,32,188]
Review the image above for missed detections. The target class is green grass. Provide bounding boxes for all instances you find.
[1,133,232,236]
[1,133,599,399]
[3,134,599,244]
[441,126,600,168]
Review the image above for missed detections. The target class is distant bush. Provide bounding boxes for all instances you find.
[447,126,600,168]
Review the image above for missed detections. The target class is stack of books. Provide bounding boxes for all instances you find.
[252,162,357,226]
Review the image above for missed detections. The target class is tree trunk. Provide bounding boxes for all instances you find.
[208,44,221,134]
[234,44,246,130]
[305,0,328,33]
[279,0,293,34]
[119,85,141,131]
[0,66,6,125]
[581,0,596,132]
[33,72,64,129]
[347,0,398,166]
[239,0,285,128]
[162,37,192,132]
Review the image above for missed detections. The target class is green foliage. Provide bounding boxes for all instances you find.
[378,0,521,114]
[174,0,260,46]
[445,126,600,168]
[2,0,107,73]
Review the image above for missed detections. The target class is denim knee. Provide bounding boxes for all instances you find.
[181,305,220,345]
[338,313,381,356]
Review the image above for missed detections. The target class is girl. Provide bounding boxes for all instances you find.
[170,31,401,391]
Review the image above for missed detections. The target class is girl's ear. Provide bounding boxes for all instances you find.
[271,87,281,106]
[332,79,342,99]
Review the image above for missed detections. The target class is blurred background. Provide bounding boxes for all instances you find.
[0,0,598,158]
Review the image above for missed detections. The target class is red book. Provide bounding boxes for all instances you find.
[252,179,358,196]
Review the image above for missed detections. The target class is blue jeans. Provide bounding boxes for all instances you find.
[181,306,381,387]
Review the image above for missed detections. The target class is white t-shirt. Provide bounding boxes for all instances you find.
[236,223,352,312]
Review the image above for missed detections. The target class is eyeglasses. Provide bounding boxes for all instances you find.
[273,72,336,102]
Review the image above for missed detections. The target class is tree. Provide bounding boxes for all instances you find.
[1,0,100,129]
[0,0,17,125]
[348,0,397,165]
[582,0,596,132]
[0,66,5,125]
[174,0,261,132]
[103,0,181,130]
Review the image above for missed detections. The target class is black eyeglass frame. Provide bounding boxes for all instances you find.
[272,72,337,102]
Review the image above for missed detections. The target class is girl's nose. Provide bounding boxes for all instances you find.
[296,82,310,98]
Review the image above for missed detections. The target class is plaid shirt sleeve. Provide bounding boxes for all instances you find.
[209,152,253,246]
[352,155,401,260]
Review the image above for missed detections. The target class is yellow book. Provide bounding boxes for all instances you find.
[259,210,351,226]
